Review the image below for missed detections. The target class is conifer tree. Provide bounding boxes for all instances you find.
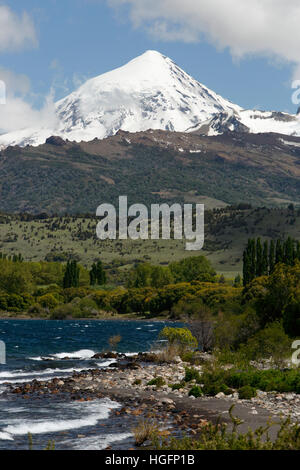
[249,238,256,281]
[275,239,284,264]
[284,237,294,266]
[63,260,80,288]
[262,240,269,275]
[269,239,275,274]
[89,263,97,286]
[63,261,71,289]
[96,261,106,285]
[256,238,263,276]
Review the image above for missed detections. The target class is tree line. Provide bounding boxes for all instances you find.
[243,237,300,285]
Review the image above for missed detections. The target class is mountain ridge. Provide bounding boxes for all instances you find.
[0,128,299,214]
[1,50,300,149]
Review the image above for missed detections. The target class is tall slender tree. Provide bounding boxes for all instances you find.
[269,239,275,274]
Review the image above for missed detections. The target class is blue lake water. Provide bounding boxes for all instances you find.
[0,319,178,449]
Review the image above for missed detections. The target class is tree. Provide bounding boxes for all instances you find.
[275,239,284,265]
[269,240,275,274]
[169,256,216,283]
[243,248,250,286]
[150,266,173,288]
[243,239,256,286]
[89,263,97,286]
[159,327,198,353]
[256,238,263,277]
[127,263,153,288]
[90,261,106,286]
[63,260,80,288]
[262,240,269,276]
[95,261,106,285]
[284,237,294,266]
[283,290,300,337]
[256,261,300,326]
[234,274,242,287]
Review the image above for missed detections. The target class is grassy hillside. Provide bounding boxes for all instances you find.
[0,130,299,213]
[0,206,299,280]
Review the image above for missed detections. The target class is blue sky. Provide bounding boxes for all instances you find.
[0,0,299,118]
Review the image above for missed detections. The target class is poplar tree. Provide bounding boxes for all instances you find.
[269,239,275,274]
[262,240,269,275]
[256,238,263,276]
[275,239,284,265]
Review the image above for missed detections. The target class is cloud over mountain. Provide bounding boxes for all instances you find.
[108,0,300,78]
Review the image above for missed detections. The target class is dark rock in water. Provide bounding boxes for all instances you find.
[92,352,118,359]
[92,352,126,359]
[109,361,141,370]
[45,136,66,146]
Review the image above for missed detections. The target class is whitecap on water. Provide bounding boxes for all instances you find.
[52,349,95,359]
[0,432,13,441]
[0,398,120,439]
[62,432,132,450]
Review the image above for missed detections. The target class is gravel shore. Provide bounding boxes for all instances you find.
[5,353,298,447]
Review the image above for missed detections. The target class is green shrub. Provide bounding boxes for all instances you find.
[170,382,185,391]
[238,385,257,399]
[188,385,203,398]
[239,322,291,365]
[226,369,300,394]
[202,382,230,396]
[180,351,195,363]
[184,367,201,383]
[159,327,197,353]
[147,377,166,387]
[38,293,59,309]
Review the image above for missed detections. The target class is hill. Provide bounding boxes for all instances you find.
[0,206,299,280]
[0,129,299,214]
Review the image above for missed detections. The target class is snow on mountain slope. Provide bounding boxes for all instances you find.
[0,50,300,149]
[0,50,241,149]
[54,50,241,141]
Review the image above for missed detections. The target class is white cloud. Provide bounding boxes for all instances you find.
[108,0,300,78]
[0,69,57,134]
[0,5,38,52]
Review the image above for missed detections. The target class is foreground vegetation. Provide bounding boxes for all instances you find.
[153,406,300,450]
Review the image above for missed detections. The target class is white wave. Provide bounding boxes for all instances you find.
[1,398,120,439]
[3,407,26,414]
[52,349,96,359]
[28,349,96,361]
[0,432,14,441]
[0,367,89,384]
[64,432,132,450]
[96,360,116,368]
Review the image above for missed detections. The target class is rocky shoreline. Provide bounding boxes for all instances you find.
[4,352,300,448]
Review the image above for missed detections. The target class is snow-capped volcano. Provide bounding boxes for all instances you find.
[55,50,242,140]
[1,50,300,149]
